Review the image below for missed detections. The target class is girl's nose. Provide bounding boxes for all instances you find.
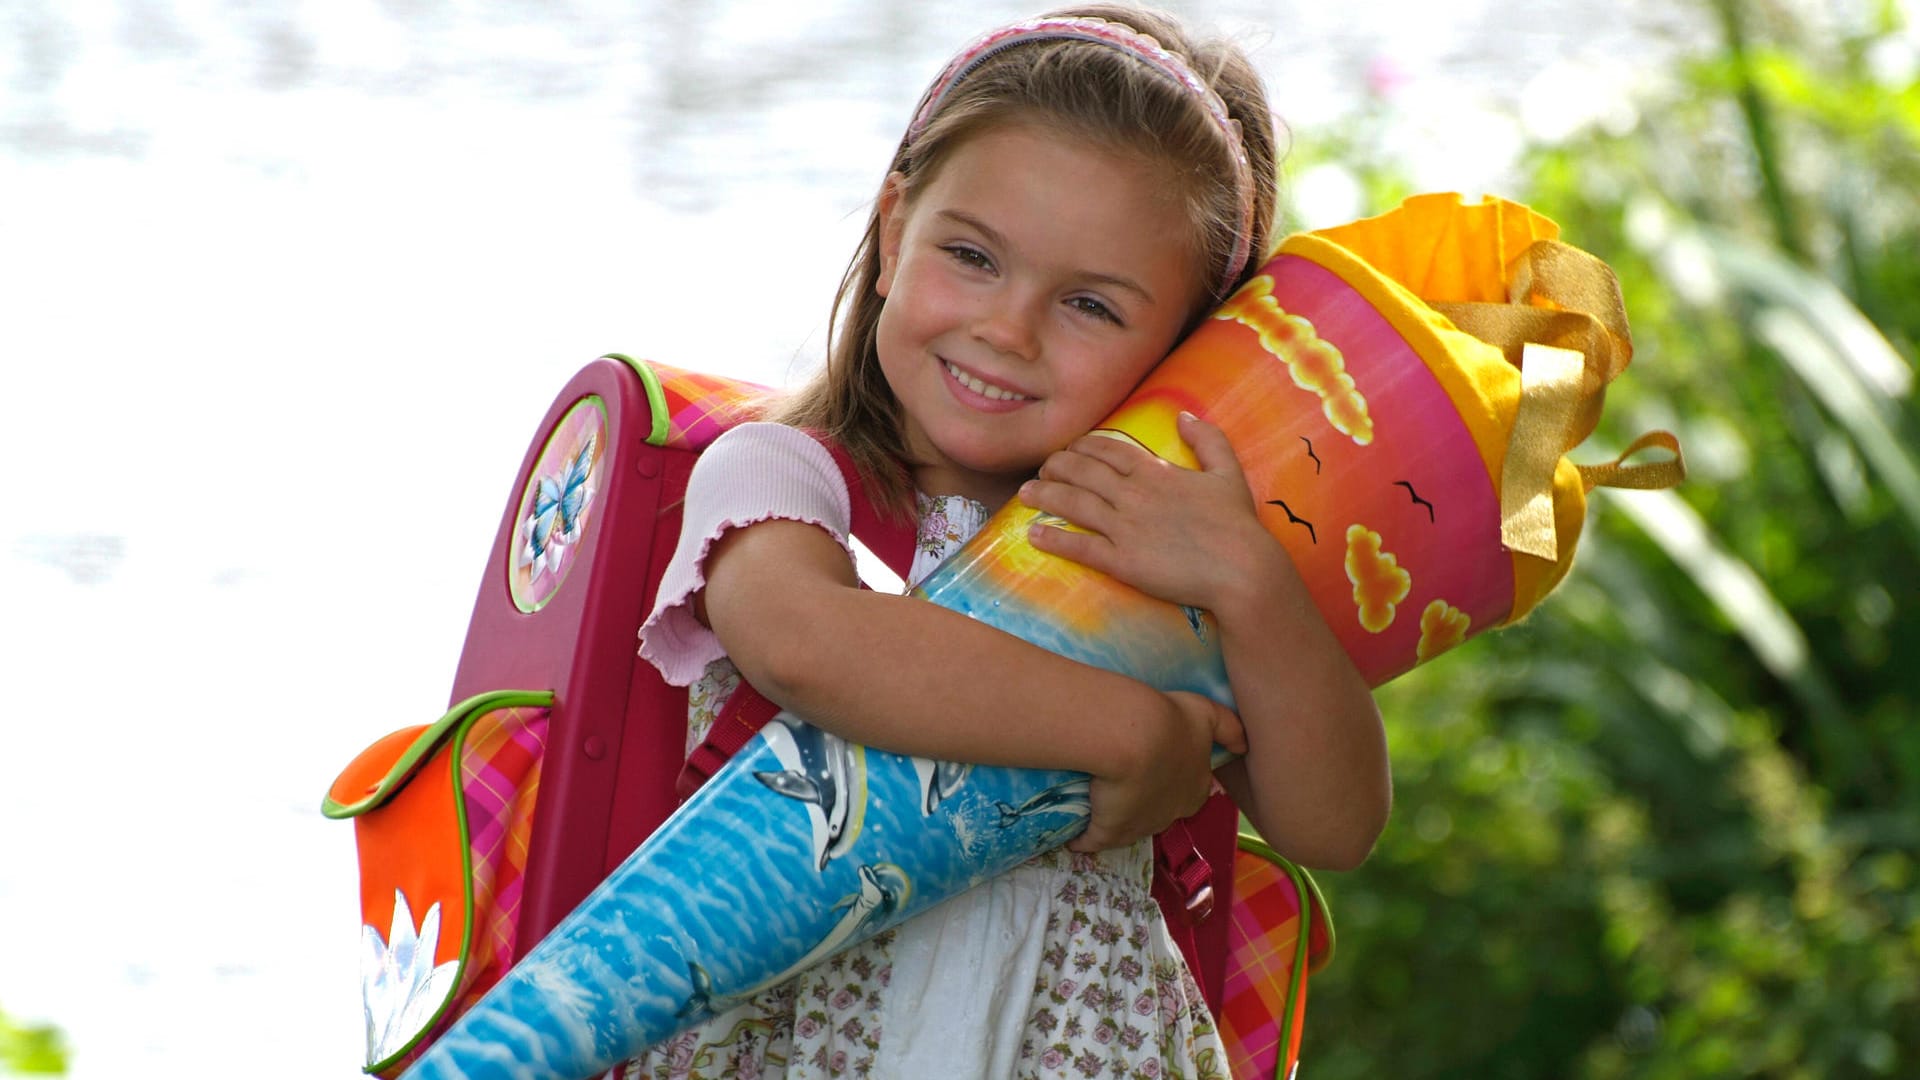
[970,290,1042,360]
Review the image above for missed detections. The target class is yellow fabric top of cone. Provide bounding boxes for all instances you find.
[1281,194,1591,624]
[1306,193,1561,302]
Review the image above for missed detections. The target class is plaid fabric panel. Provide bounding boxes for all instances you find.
[1220,851,1308,1080]
[459,706,550,997]
[651,362,767,451]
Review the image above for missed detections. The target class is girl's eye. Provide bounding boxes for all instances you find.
[1068,295,1123,326]
[942,244,994,272]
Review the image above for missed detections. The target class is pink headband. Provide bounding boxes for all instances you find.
[906,16,1256,297]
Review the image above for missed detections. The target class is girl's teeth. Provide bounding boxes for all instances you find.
[946,361,1027,401]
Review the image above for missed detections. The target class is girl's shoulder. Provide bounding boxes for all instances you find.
[642,422,859,684]
[685,421,855,524]
[696,420,839,472]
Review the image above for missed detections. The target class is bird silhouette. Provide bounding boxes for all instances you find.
[1393,481,1436,523]
[1265,499,1317,545]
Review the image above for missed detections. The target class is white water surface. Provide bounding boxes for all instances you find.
[0,1,1690,1075]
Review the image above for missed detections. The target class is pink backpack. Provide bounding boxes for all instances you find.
[325,354,1332,1078]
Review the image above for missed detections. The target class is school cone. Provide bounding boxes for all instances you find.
[917,193,1668,690]
[399,194,1682,1080]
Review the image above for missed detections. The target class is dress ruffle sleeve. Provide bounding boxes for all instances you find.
[637,422,854,686]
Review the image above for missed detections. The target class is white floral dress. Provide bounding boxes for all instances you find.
[626,492,1227,1080]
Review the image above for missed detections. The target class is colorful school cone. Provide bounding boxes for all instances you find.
[921,193,1683,691]
[399,194,1683,1080]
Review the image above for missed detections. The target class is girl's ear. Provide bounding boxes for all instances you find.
[876,172,909,299]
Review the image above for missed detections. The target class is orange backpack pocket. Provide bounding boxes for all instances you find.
[322,690,552,1077]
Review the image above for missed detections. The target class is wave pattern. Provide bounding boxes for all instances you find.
[403,716,1093,1079]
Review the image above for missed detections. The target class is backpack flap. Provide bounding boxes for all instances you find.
[322,689,553,1076]
[463,356,770,947]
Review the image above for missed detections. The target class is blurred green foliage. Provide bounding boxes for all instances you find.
[0,1006,66,1076]
[1296,1,1920,1076]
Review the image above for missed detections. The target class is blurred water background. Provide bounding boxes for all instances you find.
[7,1,1917,1077]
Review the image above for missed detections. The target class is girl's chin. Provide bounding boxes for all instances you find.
[943,439,1040,475]
[915,446,1036,503]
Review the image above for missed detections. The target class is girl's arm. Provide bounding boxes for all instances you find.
[670,428,1244,850]
[1022,414,1391,871]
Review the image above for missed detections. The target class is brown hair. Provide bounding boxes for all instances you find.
[768,2,1282,512]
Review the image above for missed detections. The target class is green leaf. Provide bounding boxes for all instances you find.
[0,1007,68,1076]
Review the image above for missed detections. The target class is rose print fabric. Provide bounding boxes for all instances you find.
[624,493,1227,1080]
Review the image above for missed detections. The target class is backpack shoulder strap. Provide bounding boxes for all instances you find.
[675,680,783,799]
[1153,790,1240,1012]
[817,436,917,579]
[673,432,915,799]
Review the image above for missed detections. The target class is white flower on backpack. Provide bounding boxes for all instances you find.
[361,889,461,1067]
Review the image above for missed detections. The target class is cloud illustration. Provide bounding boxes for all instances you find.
[1215,275,1374,445]
[1416,599,1471,661]
[1344,525,1411,633]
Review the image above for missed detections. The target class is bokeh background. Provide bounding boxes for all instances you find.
[3,0,1915,1076]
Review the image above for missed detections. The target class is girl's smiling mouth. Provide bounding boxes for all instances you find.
[942,358,1032,405]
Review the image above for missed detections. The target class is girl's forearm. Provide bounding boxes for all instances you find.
[764,590,1170,774]
[1211,546,1392,871]
[702,520,1169,781]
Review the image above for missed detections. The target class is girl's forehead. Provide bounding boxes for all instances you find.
[919,120,1183,203]
[911,124,1205,294]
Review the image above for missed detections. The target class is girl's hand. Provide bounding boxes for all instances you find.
[1020,416,1392,870]
[1020,413,1278,613]
[1069,690,1246,853]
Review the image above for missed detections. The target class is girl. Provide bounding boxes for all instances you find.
[634,5,1389,1077]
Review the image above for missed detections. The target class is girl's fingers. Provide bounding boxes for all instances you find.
[1053,431,1157,479]
[1177,411,1247,483]
[1207,699,1249,755]
[1046,415,1242,489]
[1035,442,1132,494]
[1020,476,1128,577]
[1076,429,1156,466]
[1027,514,1119,575]
[1020,475,1115,533]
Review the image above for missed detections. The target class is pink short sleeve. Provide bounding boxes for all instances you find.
[637,423,854,686]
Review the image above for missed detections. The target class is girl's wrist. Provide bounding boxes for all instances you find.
[1089,679,1176,781]
[1203,525,1301,628]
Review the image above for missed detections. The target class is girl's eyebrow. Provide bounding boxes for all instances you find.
[935,208,1156,304]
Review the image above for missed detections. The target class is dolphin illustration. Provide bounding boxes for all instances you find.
[755,715,869,871]
[993,778,1092,828]
[1181,605,1209,644]
[910,756,973,815]
[677,961,721,1023]
[738,863,912,998]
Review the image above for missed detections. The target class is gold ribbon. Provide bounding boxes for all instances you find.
[1577,431,1688,492]
[1430,239,1682,561]
[1500,344,1587,560]
[1432,239,1634,449]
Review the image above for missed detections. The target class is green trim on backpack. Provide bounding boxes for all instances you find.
[1237,830,1335,1075]
[322,690,553,820]
[603,352,671,448]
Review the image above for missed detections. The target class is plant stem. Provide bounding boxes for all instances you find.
[1712,0,1810,262]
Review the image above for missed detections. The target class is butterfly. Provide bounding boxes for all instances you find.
[520,434,597,577]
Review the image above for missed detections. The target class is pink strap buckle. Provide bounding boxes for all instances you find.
[1157,819,1217,925]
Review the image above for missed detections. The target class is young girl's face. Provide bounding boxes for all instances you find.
[874,121,1207,507]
